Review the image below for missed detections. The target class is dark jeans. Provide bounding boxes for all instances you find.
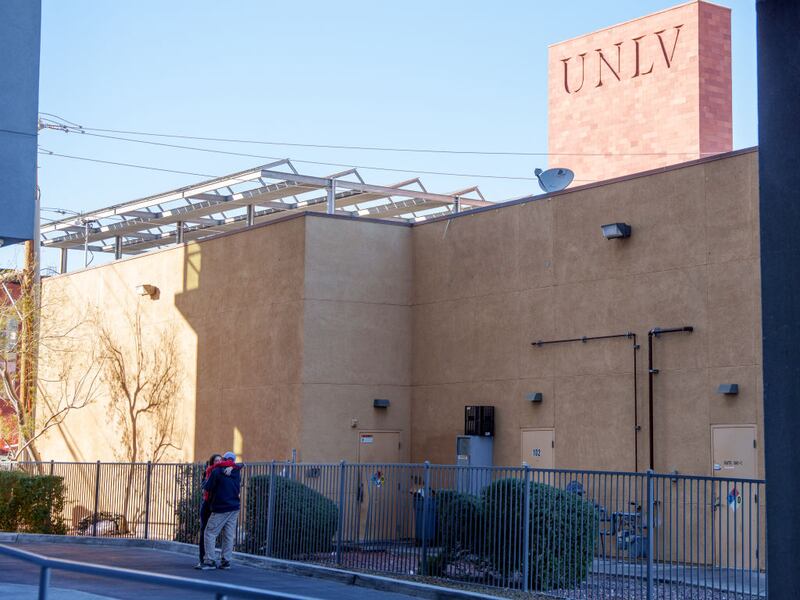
[198,501,211,562]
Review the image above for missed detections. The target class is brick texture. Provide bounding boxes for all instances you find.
[547,1,732,183]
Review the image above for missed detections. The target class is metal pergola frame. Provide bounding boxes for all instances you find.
[41,160,491,271]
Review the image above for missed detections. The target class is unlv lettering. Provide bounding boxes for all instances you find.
[561,25,683,93]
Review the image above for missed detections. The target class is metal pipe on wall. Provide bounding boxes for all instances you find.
[646,326,693,471]
[532,331,641,470]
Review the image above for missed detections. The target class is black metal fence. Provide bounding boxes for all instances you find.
[10,461,766,598]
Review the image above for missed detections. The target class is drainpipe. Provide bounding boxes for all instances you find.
[647,326,694,471]
[533,332,640,470]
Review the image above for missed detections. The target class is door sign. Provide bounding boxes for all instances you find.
[727,487,742,512]
[370,470,385,488]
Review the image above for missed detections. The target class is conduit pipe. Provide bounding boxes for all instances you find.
[532,332,641,471]
[647,326,694,471]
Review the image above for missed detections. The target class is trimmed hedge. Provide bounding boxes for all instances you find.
[0,471,66,534]
[482,478,598,591]
[435,489,482,552]
[244,475,338,559]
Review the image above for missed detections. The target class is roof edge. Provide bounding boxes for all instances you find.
[415,146,758,227]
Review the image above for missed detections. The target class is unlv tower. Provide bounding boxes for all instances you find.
[548,1,732,183]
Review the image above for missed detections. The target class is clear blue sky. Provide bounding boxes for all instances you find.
[3,0,758,272]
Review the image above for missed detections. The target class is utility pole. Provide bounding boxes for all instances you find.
[17,238,38,461]
[18,130,42,462]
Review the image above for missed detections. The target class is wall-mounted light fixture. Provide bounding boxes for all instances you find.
[601,222,632,239]
[373,399,390,409]
[135,284,159,299]
[526,392,543,403]
[717,383,739,395]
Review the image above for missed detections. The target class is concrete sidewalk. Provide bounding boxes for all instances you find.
[0,583,114,599]
[0,541,430,600]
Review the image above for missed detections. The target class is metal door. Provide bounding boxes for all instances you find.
[356,431,402,543]
[711,425,758,569]
[521,428,555,469]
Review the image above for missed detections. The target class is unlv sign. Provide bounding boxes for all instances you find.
[560,25,683,94]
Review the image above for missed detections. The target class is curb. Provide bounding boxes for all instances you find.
[0,533,505,600]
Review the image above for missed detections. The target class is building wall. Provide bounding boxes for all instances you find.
[37,217,307,463]
[410,150,761,476]
[547,1,732,184]
[36,215,413,465]
[36,151,762,478]
[300,217,412,463]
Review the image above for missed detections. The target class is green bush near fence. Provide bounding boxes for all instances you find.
[173,464,205,544]
[435,489,482,552]
[0,471,66,534]
[243,475,338,559]
[482,478,598,591]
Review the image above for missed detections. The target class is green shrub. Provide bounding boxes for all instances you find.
[0,471,66,534]
[244,475,338,559]
[173,464,204,544]
[481,478,598,591]
[435,490,482,552]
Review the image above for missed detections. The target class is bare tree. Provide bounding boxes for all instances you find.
[0,271,102,462]
[98,308,183,464]
[97,307,183,527]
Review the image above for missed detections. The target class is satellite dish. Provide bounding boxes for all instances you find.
[534,167,574,193]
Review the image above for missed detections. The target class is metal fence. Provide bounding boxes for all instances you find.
[9,461,766,598]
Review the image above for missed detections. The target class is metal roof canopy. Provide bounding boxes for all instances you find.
[41,159,492,260]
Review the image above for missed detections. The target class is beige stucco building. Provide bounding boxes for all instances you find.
[37,147,762,479]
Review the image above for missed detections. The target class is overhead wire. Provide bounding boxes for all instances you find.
[51,129,560,181]
[38,149,221,179]
[69,122,715,158]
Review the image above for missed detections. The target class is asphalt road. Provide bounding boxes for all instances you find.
[0,542,422,600]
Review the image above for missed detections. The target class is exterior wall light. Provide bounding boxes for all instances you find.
[526,392,543,403]
[717,384,739,395]
[373,399,390,409]
[601,222,632,239]
[135,284,160,299]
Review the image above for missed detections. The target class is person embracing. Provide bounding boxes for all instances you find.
[199,451,242,570]
[195,454,220,568]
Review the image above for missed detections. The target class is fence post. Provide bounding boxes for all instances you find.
[92,460,101,537]
[39,565,51,600]
[646,469,655,600]
[49,460,54,476]
[265,460,276,557]
[143,461,153,540]
[522,465,532,592]
[420,461,431,575]
[336,460,346,566]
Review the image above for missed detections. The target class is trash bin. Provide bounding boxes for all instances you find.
[413,489,437,544]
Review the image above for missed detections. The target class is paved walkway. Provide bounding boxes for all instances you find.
[0,542,423,600]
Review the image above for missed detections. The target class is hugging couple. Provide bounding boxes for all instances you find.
[196,451,243,570]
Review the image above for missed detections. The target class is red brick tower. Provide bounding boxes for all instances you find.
[547,1,732,184]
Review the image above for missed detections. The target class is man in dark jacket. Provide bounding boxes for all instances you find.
[200,451,241,570]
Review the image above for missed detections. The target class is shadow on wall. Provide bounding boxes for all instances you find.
[173,225,304,463]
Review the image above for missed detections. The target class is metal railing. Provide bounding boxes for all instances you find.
[0,543,317,600]
[8,461,767,599]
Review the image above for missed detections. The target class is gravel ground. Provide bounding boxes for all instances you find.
[293,549,766,600]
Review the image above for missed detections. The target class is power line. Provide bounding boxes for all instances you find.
[0,128,36,138]
[67,130,558,181]
[40,130,588,182]
[71,123,714,158]
[38,150,220,179]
